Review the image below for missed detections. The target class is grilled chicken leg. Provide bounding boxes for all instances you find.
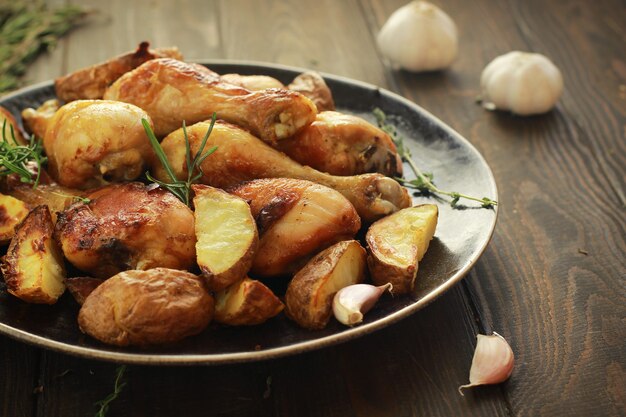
[277,111,403,177]
[23,100,155,189]
[152,120,411,222]
[104,58,318,142]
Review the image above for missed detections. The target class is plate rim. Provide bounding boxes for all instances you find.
[0,60,498,365]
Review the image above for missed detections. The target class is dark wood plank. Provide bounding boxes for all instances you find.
[365,0,626,416]
[0,337,39,417]
[33,287,509,417]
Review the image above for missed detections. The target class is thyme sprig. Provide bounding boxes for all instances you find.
[373,108,497,209]
[0,1,87,94]
[143,115,218,206]
[94,365,127,417]
[0,119,46,187]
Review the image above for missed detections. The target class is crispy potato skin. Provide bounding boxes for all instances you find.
[55,182,196,279]
[285,240,366,330]
[277,111,403,177]
[214,277,284,325]
[366,204,439,295]
[192,184,258,291]
[66,277,104,305]
[78,268,213,346]
[287,71,335,112]
[0,193,29,244]
[2,183,84,224]
[1,206,66,304]
[230,178,361,278]
[55,42,183,102]
[104,58,317,142]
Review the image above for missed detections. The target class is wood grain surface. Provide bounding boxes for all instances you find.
[1,0,624,416]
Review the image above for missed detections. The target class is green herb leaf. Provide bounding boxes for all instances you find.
[374,107,498,209]
[0,119,47,188]
[143,116,218,206]
[0,1,87,94]
[94,365,127,417]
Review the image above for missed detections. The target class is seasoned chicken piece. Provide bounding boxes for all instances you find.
[21,99,59,138]
[287,71,335,112]
[103,58,317,143]
[230,178,361,277]
[153,121,411,222]
[22,100,155,189]
[277,111,403,177]
[55,182,196,279]
[220,73,285,91]
[55,41,183,102]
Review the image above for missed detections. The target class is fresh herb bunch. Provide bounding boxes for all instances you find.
[373,108,497,209]
[94,365,127,417]
[0,119,47,187]
[0,1,87,94]
[143,115,218,207]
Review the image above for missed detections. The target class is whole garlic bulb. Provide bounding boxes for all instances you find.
[377,1,458,72]
[480,51,564,115]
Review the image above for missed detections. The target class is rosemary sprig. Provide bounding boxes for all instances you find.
[373,108,497,209]
[94,365,127,417]
[0,1,87,94]
[0,119,47,187]
[143,115,218,206]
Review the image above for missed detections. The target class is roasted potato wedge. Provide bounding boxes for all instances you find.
[214,277,284,325]
[285,240,366,330]
[193,184,258,291]
[366,204,438,294]
[2,184,83,223]
[221,73,285,91]
[1,206,66,304]
[66,277,104,305]
[78,268,213,347]
[0,193,29,244]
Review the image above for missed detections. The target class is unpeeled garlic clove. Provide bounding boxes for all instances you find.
[333,283,392,326]
[458,332,514,395]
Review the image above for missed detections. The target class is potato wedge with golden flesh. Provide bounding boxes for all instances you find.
[192,184,258,291]
[214,277,284,325]
[0,193,29,244]
[78,268,213,347]
[1,206,66,304]
[366,204,439,295]
[2,184,84,224]
[0,106,27,145]
[285,240,366,330]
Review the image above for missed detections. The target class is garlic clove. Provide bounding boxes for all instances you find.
[377,1,458,72]
[480,51,563,115]
[458,332,514,395]
[333,283,393,326]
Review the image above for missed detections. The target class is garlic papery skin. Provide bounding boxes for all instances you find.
[480,51,563,115]
[377,1,458,72]
[458,332,514,395]
[333,283,392,326]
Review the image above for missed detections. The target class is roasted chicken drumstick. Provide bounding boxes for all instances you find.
[104,58,318,142]
[152,121,411,222]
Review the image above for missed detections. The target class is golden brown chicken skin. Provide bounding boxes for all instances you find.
[220,73,285,91]
[55,41,183,102]
[152,120,411,222]
[287,71,335,112]
[24,100,156,190]
[55,182,196,279]
[103,58,317,142]
[230,178,361,278]
[277,111,403,177]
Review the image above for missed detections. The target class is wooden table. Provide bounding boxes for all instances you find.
[2,0,624,416]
